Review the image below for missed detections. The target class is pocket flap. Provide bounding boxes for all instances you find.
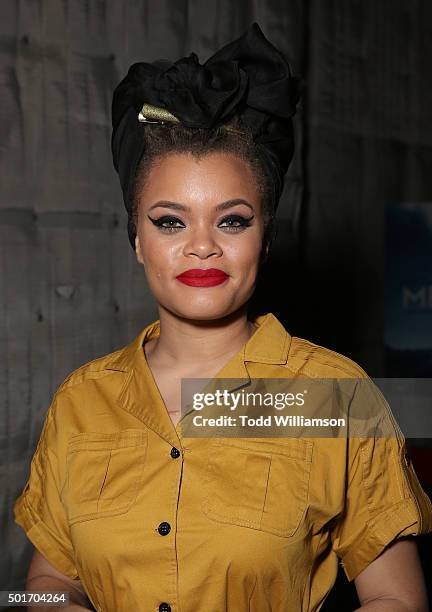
[64,429,148,525]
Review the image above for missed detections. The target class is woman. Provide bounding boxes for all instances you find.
[14,23,432,612]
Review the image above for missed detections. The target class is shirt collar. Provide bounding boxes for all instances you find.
[109,311,291,372]
[112,312,291,446]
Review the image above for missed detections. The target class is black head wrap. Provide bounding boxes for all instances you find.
[111,22,301,250]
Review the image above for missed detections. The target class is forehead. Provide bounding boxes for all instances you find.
[139,151,260,205]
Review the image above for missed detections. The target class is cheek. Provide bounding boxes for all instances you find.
[139,232,179,277]
[222,233,263,267]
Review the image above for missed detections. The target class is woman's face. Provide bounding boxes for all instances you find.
[135,151,266,321]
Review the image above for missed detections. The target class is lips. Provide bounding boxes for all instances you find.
[176,268,229,287]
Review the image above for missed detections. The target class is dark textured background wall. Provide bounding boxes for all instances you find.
[304,0,432,374]
[1,1,431,610]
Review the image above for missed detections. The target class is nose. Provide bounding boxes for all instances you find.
[183,223,223,259]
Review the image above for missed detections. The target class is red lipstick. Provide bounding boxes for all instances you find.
[176,268,229,287]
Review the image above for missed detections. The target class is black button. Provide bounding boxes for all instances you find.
[170,447,181,459]
[159,604,171,612]
[157,521,171,536]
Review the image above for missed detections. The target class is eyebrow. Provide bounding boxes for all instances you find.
[148,199,254,213]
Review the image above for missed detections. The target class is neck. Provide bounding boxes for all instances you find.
[146,305,256,371]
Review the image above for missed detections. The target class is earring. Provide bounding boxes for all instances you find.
[259,242,270,266]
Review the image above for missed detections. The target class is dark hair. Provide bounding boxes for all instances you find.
[129,116,277,261]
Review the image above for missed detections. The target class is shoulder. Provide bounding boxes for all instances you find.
[251,312,369,379]
[286,335,369,379]
[44,343,135,433]
[53,321,156,396]
[55,346,128,395]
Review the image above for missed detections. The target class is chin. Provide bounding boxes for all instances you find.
[164,298,242,322]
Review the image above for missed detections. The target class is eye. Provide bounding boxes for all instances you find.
[147,215,185,233]
[218,214,255,232]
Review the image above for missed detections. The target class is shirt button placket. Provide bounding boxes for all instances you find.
[155,518,173,609]
[154,445,183,610]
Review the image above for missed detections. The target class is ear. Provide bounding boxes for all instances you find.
[135,234,144,265]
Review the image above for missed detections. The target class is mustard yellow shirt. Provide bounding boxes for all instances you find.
[14,312,432,612]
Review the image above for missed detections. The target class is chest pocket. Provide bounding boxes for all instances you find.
[62,429,148,525]
[201,437,313,537]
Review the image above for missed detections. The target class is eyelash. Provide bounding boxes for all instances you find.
[147,214,255,234]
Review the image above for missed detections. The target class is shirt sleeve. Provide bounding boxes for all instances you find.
[13,392,79,580]
[330,377,432,582]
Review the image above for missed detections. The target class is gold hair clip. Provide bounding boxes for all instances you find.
[138,102,180,124]
[137,102,245,136]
